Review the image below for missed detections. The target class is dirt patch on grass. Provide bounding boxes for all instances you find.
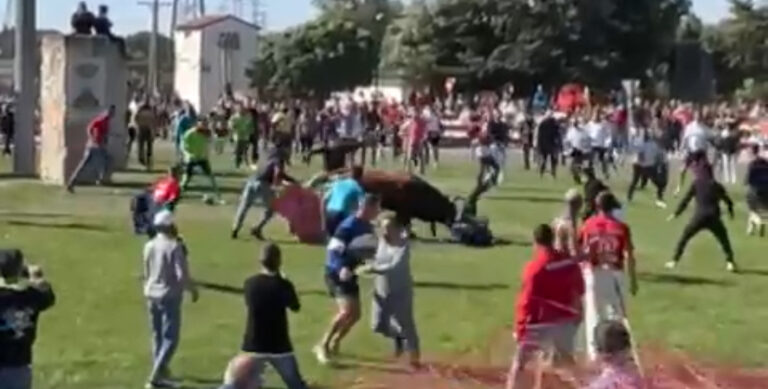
[337,331,768,388]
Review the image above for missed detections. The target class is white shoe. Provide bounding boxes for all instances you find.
[664,261,677,270]
[726,262,738,273]
[313,344,330,365]
[655,200,668,209]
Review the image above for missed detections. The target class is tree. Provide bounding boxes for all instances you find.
[248,0,401,98]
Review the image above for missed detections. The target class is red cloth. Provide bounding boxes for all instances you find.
[407,117,427,148]
[556,84,586,113]
[579,214,633,271]
[152,176,181,205]
[88,112,110,145]
[514,245,585,339]
[273,185,324,244]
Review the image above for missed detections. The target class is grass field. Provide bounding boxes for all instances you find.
[1,145,767,389]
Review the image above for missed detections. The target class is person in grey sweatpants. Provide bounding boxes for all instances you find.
[231,148,297,240]
[360,215,420,367]
[142,210,199,389]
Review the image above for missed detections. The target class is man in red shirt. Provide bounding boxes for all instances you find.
[66,105,116,192]
[507,224,584,389]
[151,166,182,211]
[579,191,637,362]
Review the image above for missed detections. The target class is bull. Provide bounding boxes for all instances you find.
[359,170,460,237]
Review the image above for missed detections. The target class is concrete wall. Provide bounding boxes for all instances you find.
[39,35,128,185]
[199,19,258,112]
[174,29,202,111]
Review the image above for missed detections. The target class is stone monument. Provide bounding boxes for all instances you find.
[39,35,128,185]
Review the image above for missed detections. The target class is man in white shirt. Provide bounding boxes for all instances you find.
[564,120,592,184]
[627,130,667,208]
[676,111,711,195]
[587,112,612,179]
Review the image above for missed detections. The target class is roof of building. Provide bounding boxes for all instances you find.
[176,14,260,32]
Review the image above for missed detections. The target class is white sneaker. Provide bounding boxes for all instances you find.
[655,200,668,209]
[726,262,738,273]
[313,344,330,365]
[664,261,677,270]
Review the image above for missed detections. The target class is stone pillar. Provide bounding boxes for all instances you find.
[39,35,128,185]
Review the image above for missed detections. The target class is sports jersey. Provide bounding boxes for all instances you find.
[579,214,633,271]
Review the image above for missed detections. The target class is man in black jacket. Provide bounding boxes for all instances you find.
[536,111,561,178]
[667,165,737,272]
[746,144,768,236]
[0,250,56,389]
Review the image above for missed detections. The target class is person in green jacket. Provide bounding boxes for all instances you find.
[181,116,220,201]
[230,104,254,169]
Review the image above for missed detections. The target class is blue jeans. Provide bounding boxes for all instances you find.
[250,354,308,389]
[0,366,32,389]
[67,145,111,188]
[147,296,182,382]
[232,179,275,234]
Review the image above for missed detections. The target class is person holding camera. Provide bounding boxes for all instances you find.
[143,211,199,389]
[0,249,56,389]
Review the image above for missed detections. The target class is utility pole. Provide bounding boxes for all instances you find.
[138,0,171,97]
[13,0,35,175]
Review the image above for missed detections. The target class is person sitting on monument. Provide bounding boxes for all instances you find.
[66,105,116,193]
[93,5,127,57]
[71,2,95,35]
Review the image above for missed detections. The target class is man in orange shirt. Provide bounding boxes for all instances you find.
[579,192,637,361]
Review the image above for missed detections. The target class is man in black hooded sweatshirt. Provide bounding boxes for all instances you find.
[0,250,56,389]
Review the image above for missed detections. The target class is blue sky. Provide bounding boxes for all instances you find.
[8,0,730,35]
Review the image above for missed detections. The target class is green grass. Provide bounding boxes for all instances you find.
[1,146,767,389]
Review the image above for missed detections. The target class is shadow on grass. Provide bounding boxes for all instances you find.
[414,281,508,291]
[638,272,734,287]
[739,269,768,277]
[485,195,562,204]
[0,211,70,218]
[414,237,531,248]
[5,219,108,232]
[198,281,327,297]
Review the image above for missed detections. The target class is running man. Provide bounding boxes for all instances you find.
[181,117,221,201]
[579,192,637,362]
[66,105,116,193]
[745,144,768,236]
[315,194,381,365]
[667,164,737,272]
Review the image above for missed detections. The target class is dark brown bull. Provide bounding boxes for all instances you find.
[359,170,457,236]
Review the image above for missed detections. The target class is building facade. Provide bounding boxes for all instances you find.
[174,15,259,113]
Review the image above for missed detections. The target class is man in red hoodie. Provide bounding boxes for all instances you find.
[507,224,584,389]
[66,105,116,192]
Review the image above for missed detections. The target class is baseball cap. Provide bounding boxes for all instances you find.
[153,210,175,227]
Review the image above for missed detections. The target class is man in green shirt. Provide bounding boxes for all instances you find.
[181,116,220,201]
[230,104,254,169]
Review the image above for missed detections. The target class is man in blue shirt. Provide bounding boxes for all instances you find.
[324,166,365,235]
[314,194,380,365]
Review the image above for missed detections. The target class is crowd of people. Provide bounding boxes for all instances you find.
[3,80,768,389]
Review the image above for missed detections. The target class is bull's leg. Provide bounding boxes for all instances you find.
[430,222,437,238]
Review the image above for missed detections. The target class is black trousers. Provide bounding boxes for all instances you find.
[673,215,734,263]
[628,164,667,202]
[591,147,610,179]
[570,150,590,184]
[249,133,260,163]
[537,149,558,178]
[522,144,532,170]
[467,156,500,213]
[137,126,154,169]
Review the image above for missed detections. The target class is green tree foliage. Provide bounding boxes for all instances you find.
[249,0,400,98]
[705,0,768,96]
